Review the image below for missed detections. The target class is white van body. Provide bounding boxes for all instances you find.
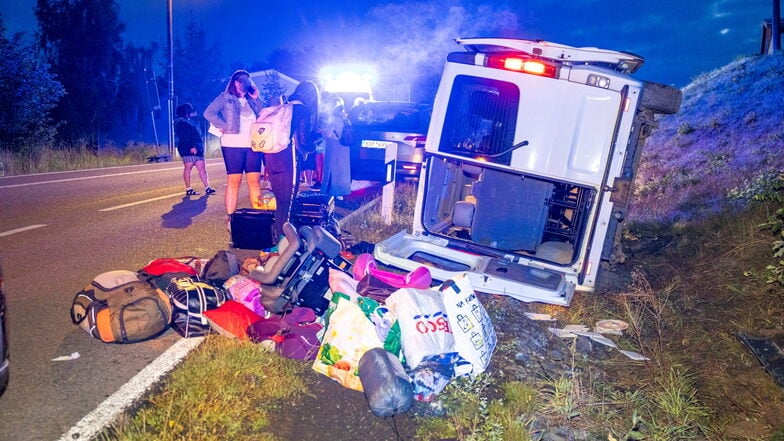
[374,38,681,306]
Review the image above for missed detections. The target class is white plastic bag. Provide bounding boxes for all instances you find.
[438,273,497,376]
[385,288,455,370]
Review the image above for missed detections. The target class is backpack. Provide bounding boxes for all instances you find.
[70,270,173,343]
[166,277,228,338]
[201,250,240,287]
[250,98,302,153]
[339,119,354,146]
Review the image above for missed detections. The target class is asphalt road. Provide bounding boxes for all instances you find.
[0,159,239,441]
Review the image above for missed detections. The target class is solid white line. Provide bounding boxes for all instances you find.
[58,337,204,441]
[0,224,47,237]
[0,168,180,189]
[98,193,184,212]
[0,161,222,190]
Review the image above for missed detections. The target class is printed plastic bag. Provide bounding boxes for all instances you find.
[385,288,455,370]
[439,274,497,377]
[312,297,382,391]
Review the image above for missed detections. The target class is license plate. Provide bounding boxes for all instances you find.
[361,140,395,149]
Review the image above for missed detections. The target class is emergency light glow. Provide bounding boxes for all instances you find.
[486,55,557,78]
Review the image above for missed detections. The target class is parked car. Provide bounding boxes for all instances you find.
[0,259,8,396]
[374,37,681,306]
[346,100,431,181]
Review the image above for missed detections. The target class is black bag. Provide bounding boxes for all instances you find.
[230,209,276,250]
[359,348,413,417]
[166,277,228,338]
[291,191,340,238]
[201,250,240,286]
[339,120,354,146]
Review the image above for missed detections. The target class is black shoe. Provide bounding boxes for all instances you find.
[205,186,216,195]
[185,188,198,196]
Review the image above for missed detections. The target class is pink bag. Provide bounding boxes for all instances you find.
[223,275,265,317]
[247,307,322,360]
[352,254,432,289]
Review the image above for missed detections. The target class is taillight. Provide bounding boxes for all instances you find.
[486,54,557,78]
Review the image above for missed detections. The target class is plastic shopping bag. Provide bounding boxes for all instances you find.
[439,274,497,377]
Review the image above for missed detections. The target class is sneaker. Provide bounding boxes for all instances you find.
[185,188,198,196]
[205,186,216,195]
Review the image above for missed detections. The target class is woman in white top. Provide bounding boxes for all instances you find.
[203,70,264,229]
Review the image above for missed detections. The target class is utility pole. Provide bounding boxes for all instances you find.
[166,0,175,159]
[774,0,781,51]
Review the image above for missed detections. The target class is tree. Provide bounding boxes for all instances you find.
[35,0,125,143]
[0,15,65,152]
[173,19,225,118]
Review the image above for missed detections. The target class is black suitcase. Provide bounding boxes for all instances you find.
[230,208,276,250]
[291,191,340,236]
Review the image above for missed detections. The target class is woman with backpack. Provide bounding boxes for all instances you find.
[264,80,320,238]
[203,69,264,231]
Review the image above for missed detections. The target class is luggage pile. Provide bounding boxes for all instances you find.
[69,222,497,416]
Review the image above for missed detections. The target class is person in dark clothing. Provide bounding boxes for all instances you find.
[175,103,215,196]
[264,80,320,237]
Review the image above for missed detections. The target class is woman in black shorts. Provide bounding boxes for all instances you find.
[203,70,264,229]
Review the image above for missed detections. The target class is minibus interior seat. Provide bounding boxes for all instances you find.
[470,169,553,252]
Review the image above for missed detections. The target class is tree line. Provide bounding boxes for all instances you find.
[0,1,314,154]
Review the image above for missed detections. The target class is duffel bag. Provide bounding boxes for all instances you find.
[166,277,228,337]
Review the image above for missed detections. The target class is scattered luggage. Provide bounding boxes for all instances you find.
[439,274,497,377]
[70,270,172,343]
[203,300,263,340]
[247,307,322,360]
[359,348,413,417]
[312,297,383,391]
[290,190,340,238]
[166,276,228,338]
[68,193,503,418]
[230,208,277,250]
[201,250,240,286]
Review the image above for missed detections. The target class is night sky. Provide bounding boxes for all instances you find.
[0,0,773,88]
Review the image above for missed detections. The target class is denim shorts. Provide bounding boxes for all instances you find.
[221,147,263,175]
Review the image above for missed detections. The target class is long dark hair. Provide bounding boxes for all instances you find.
[290,80,320,118]
[226,69,251,97]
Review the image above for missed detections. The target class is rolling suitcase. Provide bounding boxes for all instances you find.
[291,191,340,237]
[230,208,276,250]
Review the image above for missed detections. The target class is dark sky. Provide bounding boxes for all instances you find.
[0,0,773,88]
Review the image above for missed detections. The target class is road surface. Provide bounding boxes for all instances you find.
[0,160,235,441]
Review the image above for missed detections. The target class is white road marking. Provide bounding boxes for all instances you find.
[98,193,184,212]
[0,161,222,190]
[0,168,180,189]
[0,224,47,237]
[58,337,204,441]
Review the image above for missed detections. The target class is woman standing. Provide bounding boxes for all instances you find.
[174,103,215,196]
[265,80,320,237]
[203,70,263,230]
[320,98,352,199]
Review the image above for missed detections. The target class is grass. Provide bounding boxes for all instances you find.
[0,142,165,176]
[105,336,311,441]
